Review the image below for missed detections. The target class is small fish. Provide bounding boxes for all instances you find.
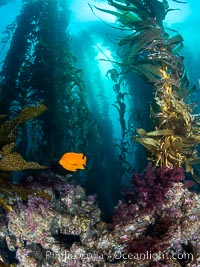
[59,152,87,172]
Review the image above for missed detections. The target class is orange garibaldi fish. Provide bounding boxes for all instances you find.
[59,152,87,172]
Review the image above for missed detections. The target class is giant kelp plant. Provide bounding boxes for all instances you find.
[94,0,200,174]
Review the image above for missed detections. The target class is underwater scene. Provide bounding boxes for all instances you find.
[0,0,200,266]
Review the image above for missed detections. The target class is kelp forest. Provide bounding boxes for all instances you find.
[0,0,200,266]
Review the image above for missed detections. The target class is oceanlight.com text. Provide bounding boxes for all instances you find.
[113,251,194,262]
[45,250,194,263]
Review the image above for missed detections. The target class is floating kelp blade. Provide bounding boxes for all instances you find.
[14,103,48,124]
[0,143,47,171]
[88,3,142,26]
[0,103,47,146]
[0,104,48,171]
[172,0,187,3]
[136,128,174,137]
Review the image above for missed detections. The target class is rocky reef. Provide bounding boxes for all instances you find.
[0,168,199,267]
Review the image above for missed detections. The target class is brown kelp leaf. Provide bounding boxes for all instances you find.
[145,129,174,136]
[0,197,12,212]
[0,104,47,145]
[106,68,119,82]
[133,64,161,81]
[171,98,192,125]
[133,137,159,148]
[90,4,141,26]
[128,29,163,58]
[0,144,46,171]
[136,128,146,135]
[185,162,193,174]
[12,103,48,124]
[167,34,183,49]
[1,143,14,155]
[135,129,174,137]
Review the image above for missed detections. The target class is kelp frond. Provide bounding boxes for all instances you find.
[133,65,200,172]
[0,143,46,171]
[172,0,187,3]
[0,104,47,171]
[0,103,47,147]
[133,128,200,171]
[0,104,48,211]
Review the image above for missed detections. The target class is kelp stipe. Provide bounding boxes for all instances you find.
[107,68,134,178]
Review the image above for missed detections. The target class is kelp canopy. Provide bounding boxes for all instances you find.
[95,0,200,173]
